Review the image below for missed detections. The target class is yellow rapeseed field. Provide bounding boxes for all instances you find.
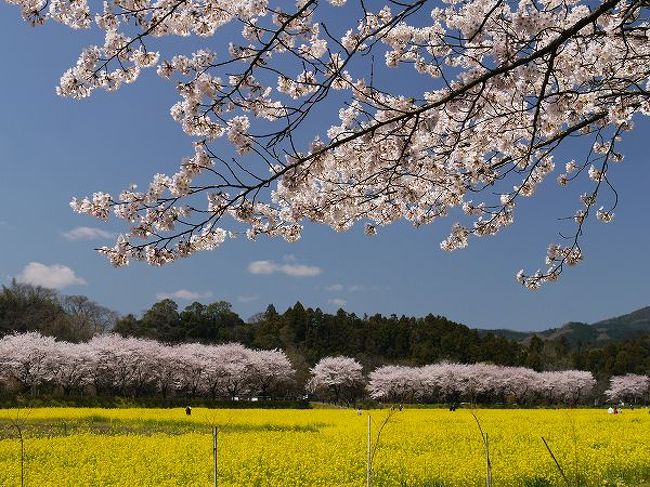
[0,407,648,486]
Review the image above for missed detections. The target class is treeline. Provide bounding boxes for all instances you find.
[1,281,649,382]
[0,281,117,342]
[114,300,523,368]
[114,299,650,380]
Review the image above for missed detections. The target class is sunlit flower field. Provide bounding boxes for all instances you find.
[0,407,648,486]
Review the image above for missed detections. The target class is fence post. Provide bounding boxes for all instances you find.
[367,414,372,487]
[213,426,218,487]
[11,420,26,487]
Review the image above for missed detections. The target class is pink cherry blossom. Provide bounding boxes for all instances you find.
[2,0,645,286]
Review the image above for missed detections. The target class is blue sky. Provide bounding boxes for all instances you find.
[0,6,648,331]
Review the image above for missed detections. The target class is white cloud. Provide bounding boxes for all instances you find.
[329,298,347,307]
[281,263,322,277]
[62,226,115,241]
[325,283,344,292]
[237,295,258,303]
[325,283,364,292]
[248,260,322,277]
[248,260,276,275]
[17,262,86,289]
[156,289,213,301]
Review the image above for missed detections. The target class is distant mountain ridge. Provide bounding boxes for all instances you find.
[478,306,650,346]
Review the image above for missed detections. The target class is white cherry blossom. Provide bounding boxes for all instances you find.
[3,0,647,286]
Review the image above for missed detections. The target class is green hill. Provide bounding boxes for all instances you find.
[478,306,650,346]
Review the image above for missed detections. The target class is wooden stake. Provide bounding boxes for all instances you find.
[367,415,372,487]
[212,426,218,487]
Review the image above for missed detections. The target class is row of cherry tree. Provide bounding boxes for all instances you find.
[0,332,295,400]
[308,357,650,405]
[1,333,648,405]
[367,364,597,405]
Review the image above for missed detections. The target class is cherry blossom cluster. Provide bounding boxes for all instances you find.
[0,332,295,399]
[307,356,364,403]
[307,355,597,405]
[6,0,647,284]
[605,374,650,403]
[367,362,597,405]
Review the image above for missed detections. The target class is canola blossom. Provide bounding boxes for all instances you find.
[0,408,648,486]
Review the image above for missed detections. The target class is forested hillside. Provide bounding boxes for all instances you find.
[479,307,650,345]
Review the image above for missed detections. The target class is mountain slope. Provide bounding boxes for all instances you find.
[478,306,650,345]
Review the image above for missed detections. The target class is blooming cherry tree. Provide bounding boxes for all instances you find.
[0,332,59,393]
[308,356,364,403]
[249,349,295,399]
[499,366,541,404]
[51,341,94,395]
[367,365,422,403]
[605,374,650,404]
[174,342,212,397]
[148,344,183,399]
[209,343,255,400]
[539,370,596,405]
[3,0,648,286]
[86,335,157,395]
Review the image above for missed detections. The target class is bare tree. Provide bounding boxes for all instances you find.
[60,295,118,339]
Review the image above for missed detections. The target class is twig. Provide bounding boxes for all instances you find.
[470,411,492,487]
[541,436,571,487]
[367,407,399,486]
